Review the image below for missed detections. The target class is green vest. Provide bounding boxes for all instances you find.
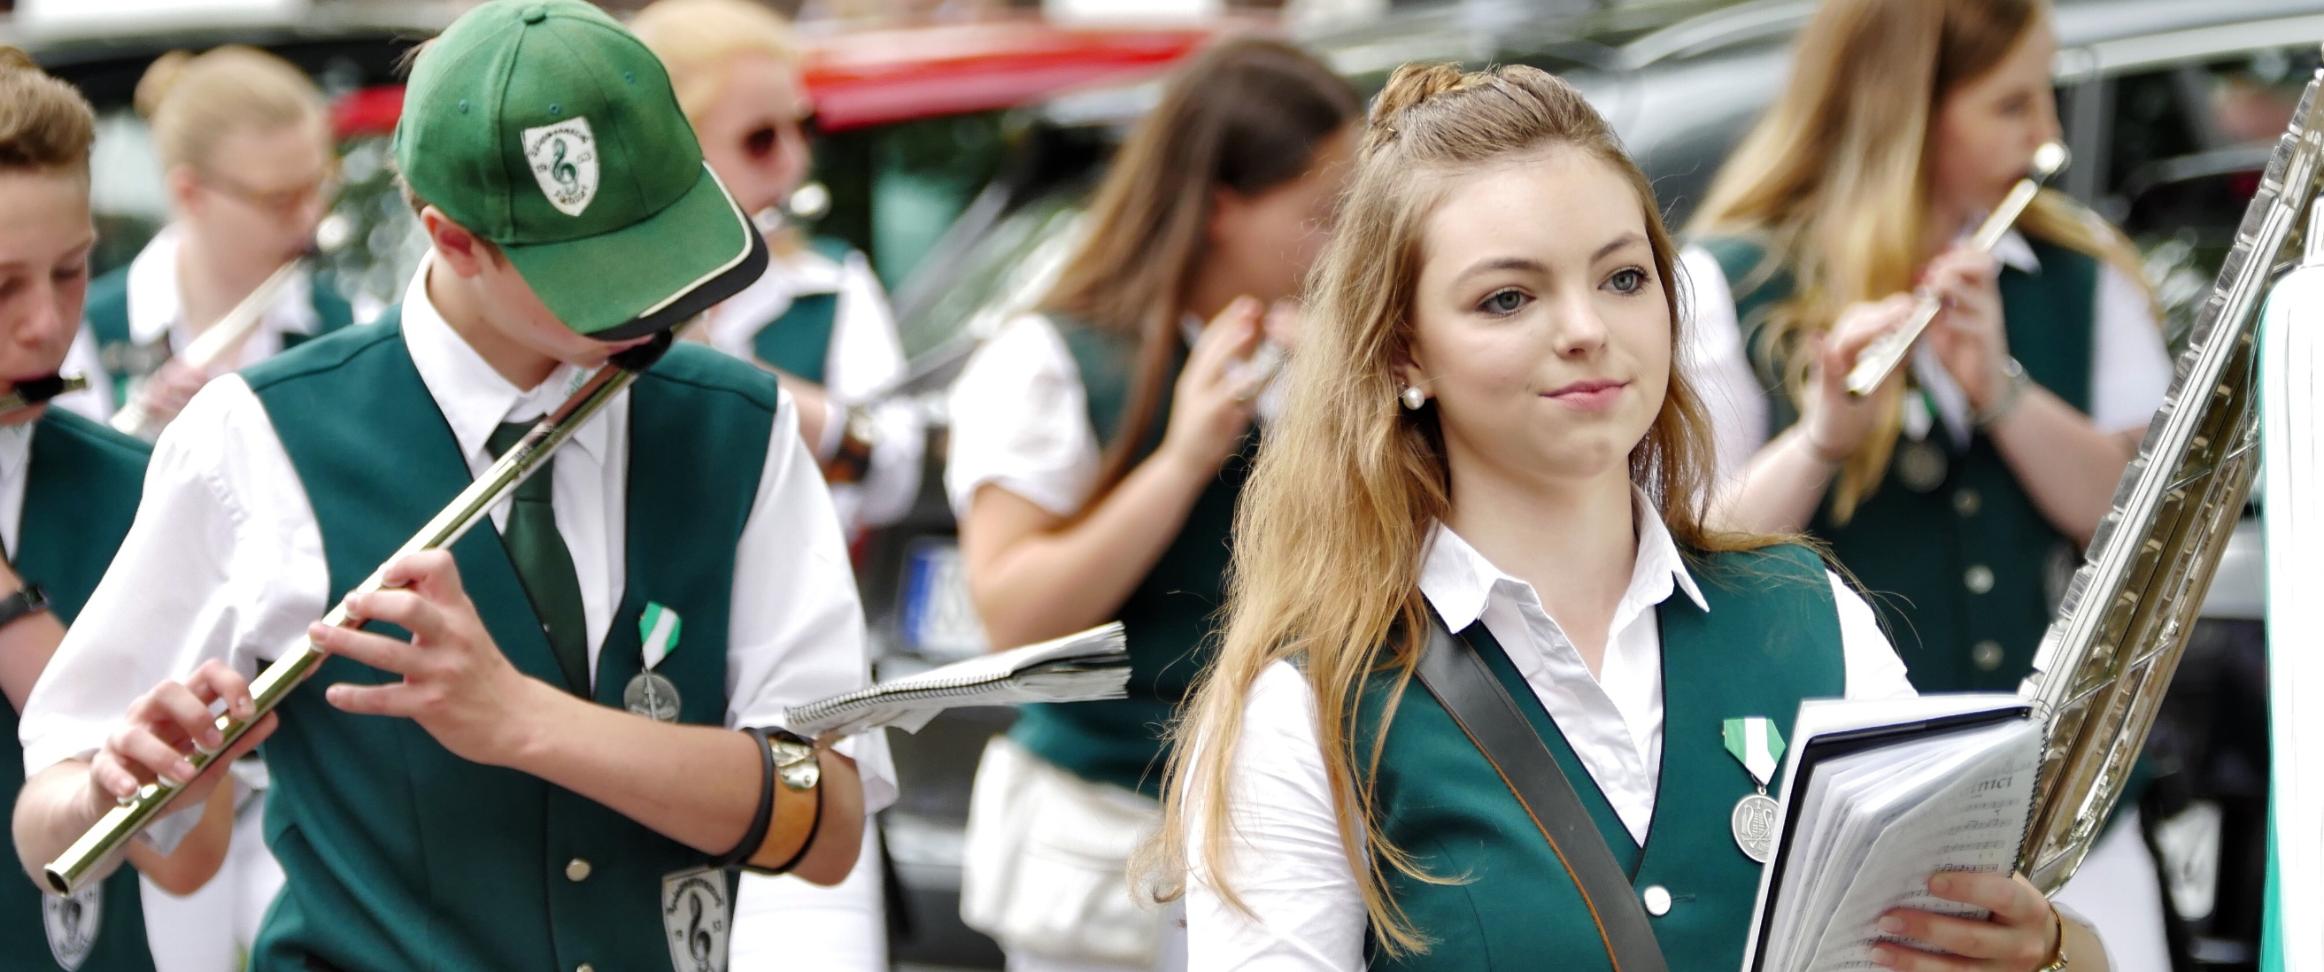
[1698,237,2097,693]
[4,410,155,972]
[749,238,857,384]
[1003,317,1253,798]
[240,313,774,971]
[84,263,358,410]
[1358,544,1846,971]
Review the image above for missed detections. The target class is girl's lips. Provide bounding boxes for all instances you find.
[1543,379,1629,412]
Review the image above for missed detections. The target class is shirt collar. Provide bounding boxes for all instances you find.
[1959,219,2041,275]
[397,258,610,468]
[0,420,30,485]
[125,225,320,345]
[1419,485,1709,633]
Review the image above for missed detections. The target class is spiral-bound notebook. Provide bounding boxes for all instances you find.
[1741,694,2041,972]
[782,623,1131,738]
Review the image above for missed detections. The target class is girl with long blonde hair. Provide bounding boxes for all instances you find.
[1683,0,2174,959]
[86,46,353,437]
[1148,62,2106,970]
[634,0,924,542]
[944,35,1358,972]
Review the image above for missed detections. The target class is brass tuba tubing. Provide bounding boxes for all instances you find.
[42,332,673,895]
[1843,141,2071,398]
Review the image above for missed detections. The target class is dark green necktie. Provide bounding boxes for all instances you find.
[486,422,591,695]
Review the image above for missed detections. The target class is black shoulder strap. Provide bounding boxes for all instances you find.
[1413,616,1671,972]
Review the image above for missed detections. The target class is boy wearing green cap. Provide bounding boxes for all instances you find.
[12,3,893,969]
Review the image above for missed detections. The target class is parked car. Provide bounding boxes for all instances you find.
[873,2,2319,966]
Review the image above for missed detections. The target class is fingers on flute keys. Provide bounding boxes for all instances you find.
[95,660,261,801]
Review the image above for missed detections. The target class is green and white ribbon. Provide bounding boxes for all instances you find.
[639,602,683,672]
[1722,716,1786,789]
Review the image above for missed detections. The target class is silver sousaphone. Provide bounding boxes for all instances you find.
[2016,55,2324,892]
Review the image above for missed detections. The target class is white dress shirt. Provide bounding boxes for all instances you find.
[1182,494,1917,970]
[1680,232,2175,485]
[0,420,29,557]
[20,261,896,814]
[706,242,923,534]
[53,331,112,425]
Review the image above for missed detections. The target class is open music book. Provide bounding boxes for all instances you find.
[1742,695,2042,972]
[783,623,1130,738]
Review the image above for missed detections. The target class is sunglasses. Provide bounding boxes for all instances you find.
[742,110,820,161]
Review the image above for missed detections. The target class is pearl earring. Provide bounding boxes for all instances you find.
[1400,386,1426,410]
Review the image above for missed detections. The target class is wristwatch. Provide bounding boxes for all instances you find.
[764,728,822,793]
[0,584,50,632]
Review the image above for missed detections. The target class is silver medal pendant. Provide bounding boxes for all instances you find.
[624,671,682,723]
[1896,439,1948,493]
[1731,791,1780,863]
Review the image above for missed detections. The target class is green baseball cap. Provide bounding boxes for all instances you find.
[395,0,767,340]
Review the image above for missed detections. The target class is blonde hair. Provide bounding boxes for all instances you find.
[0,47,95,175]
[135,46,326,176]
[1688,0,2150,521]
[1043,36,1359,499]
[1140,62,1779,957]
[630,0,803,121]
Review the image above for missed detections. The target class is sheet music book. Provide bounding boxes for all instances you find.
[782,623,1130,738]
[2260,259,2322,972]
[1742,695,2041,972]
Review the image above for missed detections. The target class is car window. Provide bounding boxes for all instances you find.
[807,112,1010,292]
[2099,44,2319,347]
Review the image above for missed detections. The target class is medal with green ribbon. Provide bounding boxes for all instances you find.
[623,602,683,723]
[1723,716,1786,863]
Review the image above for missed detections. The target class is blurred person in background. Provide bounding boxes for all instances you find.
[635,0,923,546]
[943,35,1358,972]
[0,46,240,972]
[87,47,353,970]
[632,0,917,967]
[86,46,355,442]
[1681,0,2174,965]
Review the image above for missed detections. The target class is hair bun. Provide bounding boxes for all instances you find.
[1366,62,1471,150]
[134,50,194,120]
[0,46,39,75]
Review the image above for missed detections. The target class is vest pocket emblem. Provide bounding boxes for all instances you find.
[41,885,102,970]
[661,866,730,972]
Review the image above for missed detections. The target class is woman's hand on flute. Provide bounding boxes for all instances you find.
[1920,245,2011,411]
[1804,294,1917,461]
[1872,871,2093,971]
[309,550,552,768]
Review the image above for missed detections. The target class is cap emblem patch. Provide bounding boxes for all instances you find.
[522,116,599,217]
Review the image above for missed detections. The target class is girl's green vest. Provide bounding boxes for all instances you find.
[1004,318,1253,798]
[1697,237,2099,693]
[748,237,857,384]
[1357,543,1845,970]
[237,314,775,971]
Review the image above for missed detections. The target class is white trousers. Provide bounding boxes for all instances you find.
[729,820,888,971]
[141,787,282,972]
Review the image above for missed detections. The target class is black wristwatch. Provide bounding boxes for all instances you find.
[0,584,50,631]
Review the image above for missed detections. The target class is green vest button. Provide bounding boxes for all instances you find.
[1953,488,1982,517]
[565,858,591,882]
[1972,640,2005,671]
[1965,565,1995,594]
[1642,885,1673,916]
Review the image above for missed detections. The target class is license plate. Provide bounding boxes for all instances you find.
[900,539,989,659]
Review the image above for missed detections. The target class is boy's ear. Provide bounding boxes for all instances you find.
[421,206,497,278]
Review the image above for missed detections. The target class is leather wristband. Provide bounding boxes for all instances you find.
[748,769,824,876]
[714,727,778,870]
